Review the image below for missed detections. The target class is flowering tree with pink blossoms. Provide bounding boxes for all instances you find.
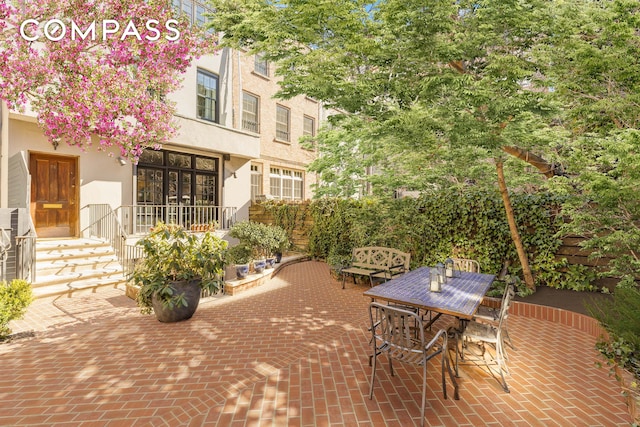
[0,0,217,161]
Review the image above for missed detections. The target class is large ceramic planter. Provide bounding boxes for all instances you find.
[253,259,266,274]
[266,257,276,269]
[151,279,201,323]
[235,263,250,279]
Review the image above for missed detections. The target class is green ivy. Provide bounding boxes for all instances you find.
[254,189,597,291]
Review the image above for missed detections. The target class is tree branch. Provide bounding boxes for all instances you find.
[501,146,565,179]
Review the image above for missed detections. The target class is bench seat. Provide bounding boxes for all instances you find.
[340,246,410,289]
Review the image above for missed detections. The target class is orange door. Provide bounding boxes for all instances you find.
[29,153,78,238]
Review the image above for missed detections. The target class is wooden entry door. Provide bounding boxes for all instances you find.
[29,153,78,238]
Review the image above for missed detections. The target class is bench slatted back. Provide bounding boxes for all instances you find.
[351,246,410,270]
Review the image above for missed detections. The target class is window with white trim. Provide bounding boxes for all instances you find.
[197,69,218,123]
[275,105,290,142]
[242,92,259,133]
[269,167,303,200]
[251,164,263,200]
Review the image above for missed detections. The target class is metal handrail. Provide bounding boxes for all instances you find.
[15,217,37,282]
[0,228,11,281]
[116,204,237,235]
[81,204,135,276]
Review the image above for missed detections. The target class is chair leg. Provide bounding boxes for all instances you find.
[495,341,510,393]
[369,348,377,399]
[420,362,427,427]
[440,347,447,400]
[503,328,516,351]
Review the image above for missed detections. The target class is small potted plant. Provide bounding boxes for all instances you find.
[229,221,270,273]
[270,224,290,264]
[227,243,253,279]
[132,222,227,322]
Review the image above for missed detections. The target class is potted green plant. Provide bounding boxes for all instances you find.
[132,222,227,322]
[227,243,253,279]
[229,221,271,273]
[270,224,290,264]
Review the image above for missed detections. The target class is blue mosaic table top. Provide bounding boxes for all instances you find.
[363,266,495,319]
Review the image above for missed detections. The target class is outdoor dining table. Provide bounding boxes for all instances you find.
[363,266,496,328]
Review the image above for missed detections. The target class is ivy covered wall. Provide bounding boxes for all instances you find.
[250,189,602,291]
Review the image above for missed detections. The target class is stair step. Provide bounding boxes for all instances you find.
[33,268,125,287]
[36,257,121,276]
[31,276,128,299]
[37,246,115,261]
[33,238,127,299]
[36,238,108,249]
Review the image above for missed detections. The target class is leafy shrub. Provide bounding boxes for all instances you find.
[256,189,602,291]
[229,221,289,259]
[588,285,640,382]
[0,279,33,340]
[227,243,253,265]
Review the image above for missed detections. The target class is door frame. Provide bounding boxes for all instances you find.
[29,151,80,238]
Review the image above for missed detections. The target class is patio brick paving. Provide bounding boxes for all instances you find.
[0,260,632,426]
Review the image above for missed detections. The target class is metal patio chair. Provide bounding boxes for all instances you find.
[451,258,481,273]
[452,281,515,393]
[369,302,459,427]
[474,279,518,351]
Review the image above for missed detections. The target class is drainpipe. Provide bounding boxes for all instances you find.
[0,100,9,208]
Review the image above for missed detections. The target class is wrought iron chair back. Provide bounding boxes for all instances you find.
[368,302,458,427]
[452,258,481,273]
[454,281,515,392]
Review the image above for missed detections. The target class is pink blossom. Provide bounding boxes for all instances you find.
[0,0,218,161]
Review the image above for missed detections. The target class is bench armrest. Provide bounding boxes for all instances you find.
[388,263,407,276]
[368,268,388,277]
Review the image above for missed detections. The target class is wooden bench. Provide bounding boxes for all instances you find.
[340,246,411,289]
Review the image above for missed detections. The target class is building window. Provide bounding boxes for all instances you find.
[137,149,219,206]
[242,92,259,133]
[269,167,303,200]
[275,105,290,142]
[303,115,315,137]
[197,69,218,123]
[294,171,303,199]
[254,53,269,77]
[251,164,263,201]
[173,0,213,30]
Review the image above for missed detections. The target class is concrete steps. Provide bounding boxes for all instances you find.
[33,239,127,299]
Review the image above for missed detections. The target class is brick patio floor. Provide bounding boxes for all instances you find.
[0,261,632,426]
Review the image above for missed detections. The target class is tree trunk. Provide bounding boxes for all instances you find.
[496,159,536,291]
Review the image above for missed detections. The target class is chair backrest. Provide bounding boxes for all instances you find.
[369,302,424,363]
[497,281,516,330]
[452,258,480,273]
[369,302,433,365]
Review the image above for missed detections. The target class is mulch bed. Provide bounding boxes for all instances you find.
[515,285,612,316]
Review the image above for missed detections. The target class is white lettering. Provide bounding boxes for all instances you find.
[19,19,180,42]
[120,20,141,41]
[145,19,161,41]
[19,19,39,41]
[102,19,119,40]
[44,19,66,41]
[71,21,96,41]
[165,19,180,41]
